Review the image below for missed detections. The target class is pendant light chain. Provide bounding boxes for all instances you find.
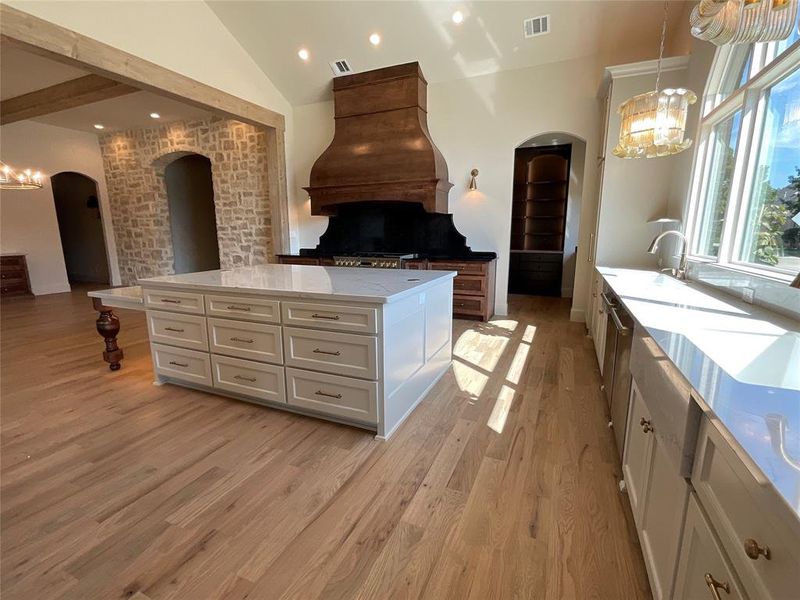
[655,0,668,93]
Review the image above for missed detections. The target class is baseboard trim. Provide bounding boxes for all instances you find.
[570,308,585,323]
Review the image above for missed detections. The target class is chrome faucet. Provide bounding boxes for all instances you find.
[647,230,688,280]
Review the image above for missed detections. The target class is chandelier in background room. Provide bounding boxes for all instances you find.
[691,0,799,46]
[613,1,697,159]
[0,162,45,190]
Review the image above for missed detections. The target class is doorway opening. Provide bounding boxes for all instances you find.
[51,172,110,284]
[509,133,586,298]
[164,154,220,274]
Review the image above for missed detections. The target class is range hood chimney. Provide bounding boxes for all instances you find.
[304,62,453,215]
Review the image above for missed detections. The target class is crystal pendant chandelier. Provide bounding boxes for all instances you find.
[0,162,45,190]
[691,0,799,46]
[613,2,698,160]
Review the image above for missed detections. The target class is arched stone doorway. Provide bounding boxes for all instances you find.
[162,153,221,274]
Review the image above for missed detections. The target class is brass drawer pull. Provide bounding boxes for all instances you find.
[704,573,730,599]
[640,417,654,433]
[315,390,342,399]
[164,327,184,333]
[313,348,341,356]
[226,305,251,311]
[743,538,771,560]
[311,313,340,320]
[230,337,254,344]
[234,374,257,383]
[168,360,188,368]
[160,298,182,304]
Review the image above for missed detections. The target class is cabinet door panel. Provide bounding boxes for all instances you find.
[674,493,748,600]
[622,380,655,525]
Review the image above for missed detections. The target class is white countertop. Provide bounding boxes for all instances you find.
[138,264,456,304]
[598,267,800,516]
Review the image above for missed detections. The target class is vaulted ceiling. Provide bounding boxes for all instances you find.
[209,0,692,106]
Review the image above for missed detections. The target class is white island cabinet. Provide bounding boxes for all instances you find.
[139,264,456,439]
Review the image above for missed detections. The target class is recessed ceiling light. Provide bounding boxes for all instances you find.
[149,112,161,119]
[369,33,381,46]
[452,10,464,24]
[93,124,104,130]
[298,48,310,61]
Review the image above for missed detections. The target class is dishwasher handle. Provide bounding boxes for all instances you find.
[608,306,630,335]
[600,292,616,309]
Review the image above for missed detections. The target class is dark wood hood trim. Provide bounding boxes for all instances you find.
[305,62,452,215]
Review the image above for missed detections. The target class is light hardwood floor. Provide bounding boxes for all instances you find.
[1,287,650,599]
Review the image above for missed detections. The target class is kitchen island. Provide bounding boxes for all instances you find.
[134,264,455,439]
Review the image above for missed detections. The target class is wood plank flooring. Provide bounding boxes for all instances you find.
[0,287,651,599]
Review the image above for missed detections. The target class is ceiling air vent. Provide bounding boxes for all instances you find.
[523,15,550,38]
[329,59,353,77]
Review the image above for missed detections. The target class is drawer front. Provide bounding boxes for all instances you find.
[143,289,205,315]
[283,327,378,380]
[673,492,749,600]
[0,255,25,268]
[428,260,487,276]
[285,367,378,424]
[452,294,485,317]
[151,343,211,386]
[146,311,209,351]
[207,318,283,364]
[205,294,280,324]
[0,269,26,284]
[693,417,800,600]
[1,283,30,296]
[452,275,486,296]
[211,355,285,404]
[282,301,378,334]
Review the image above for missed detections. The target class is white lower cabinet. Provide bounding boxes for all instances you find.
[674,492,748,600]
[623,380,655,524]
[591,271,607,371]
[624,378,688,600]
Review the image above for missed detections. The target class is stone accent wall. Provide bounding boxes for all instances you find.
[99,117,272,283]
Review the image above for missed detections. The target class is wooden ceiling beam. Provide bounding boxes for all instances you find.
[1,74,138,125]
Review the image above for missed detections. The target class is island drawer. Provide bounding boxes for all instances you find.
[143,289,205,315]
[281,301,378,334]
[283,327,378,380]
[285,367,378,424]
[428,260,487,276]
[146,311,208,352]
[151,343,211,386]
[205,294,281,323]
[211,355,285,404]
[207,318,283,365]
[692,416,800,600]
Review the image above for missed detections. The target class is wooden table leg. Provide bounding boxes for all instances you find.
[92,297,123,371]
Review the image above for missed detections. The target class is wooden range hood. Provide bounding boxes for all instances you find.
[304,62,453,215]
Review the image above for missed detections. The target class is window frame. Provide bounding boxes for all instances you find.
[685,38,800,282]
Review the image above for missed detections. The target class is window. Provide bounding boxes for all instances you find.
[687,35,800,280]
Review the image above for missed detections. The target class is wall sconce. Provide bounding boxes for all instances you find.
[468,168,479,191]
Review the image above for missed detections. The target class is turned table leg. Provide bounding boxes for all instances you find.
[92,297,123,371]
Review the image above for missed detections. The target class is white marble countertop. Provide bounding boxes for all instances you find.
[138,264,456,304]
[87,285,143,310]
[598,266,800,516]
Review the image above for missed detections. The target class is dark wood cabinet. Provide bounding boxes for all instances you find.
[509,144,570,296]
[277,256,321,266]
[1,254,32,297]
[428,259,496,321]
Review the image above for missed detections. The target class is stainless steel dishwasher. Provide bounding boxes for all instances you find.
[600,287,634,458]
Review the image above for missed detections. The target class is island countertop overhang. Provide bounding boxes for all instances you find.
[137,264,456,304]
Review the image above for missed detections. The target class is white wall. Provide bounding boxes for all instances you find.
[291,55,612,318]
[0,121,118,294]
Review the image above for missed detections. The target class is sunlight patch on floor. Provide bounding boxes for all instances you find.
[487,384,515,433]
